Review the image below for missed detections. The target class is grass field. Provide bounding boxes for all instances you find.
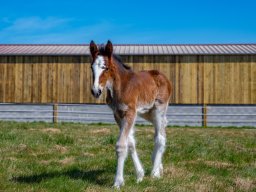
[0,121,255,192]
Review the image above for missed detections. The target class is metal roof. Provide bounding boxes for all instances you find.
[0,44,256,55]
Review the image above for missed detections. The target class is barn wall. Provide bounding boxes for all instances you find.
[0,55,255,104]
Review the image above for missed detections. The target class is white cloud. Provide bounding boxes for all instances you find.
[0,17,127,43]
[0,17,183,44]
[16,22,115,43]
[0,16,73,43]
[0,17,181,44]
[2,17,71,32]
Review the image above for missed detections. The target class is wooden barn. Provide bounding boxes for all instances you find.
[0,44,255,105]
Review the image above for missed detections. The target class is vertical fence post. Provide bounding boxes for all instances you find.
[202,104,207,128]
[53,104,58,124]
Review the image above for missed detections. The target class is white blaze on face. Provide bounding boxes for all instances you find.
[92,56,106,92]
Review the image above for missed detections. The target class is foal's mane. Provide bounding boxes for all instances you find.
[112,54,131,70]
[98,45,131,71]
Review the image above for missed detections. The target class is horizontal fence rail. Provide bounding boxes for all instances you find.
[0,104,255,127]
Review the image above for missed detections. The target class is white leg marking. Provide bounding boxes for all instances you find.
[128,128,144,183]
[114,130,128,188]
[151,134,166,178]
[151,106,167,178]
[114,115,136,188]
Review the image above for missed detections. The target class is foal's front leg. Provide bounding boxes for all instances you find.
[128,127,144,183]
[114,109,136,188]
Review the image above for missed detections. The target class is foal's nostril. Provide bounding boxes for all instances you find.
[96,90,102,98]
[91,88,102,98]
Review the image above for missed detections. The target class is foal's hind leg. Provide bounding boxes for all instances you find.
[151,104,168,178]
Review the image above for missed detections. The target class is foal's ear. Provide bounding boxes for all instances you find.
[105,40,113,58]
[90,40,98,57]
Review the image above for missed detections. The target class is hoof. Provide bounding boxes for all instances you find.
[151,169,161,179]
[136,169,145,183]
[159,164,163,175]
[113,179,124,189]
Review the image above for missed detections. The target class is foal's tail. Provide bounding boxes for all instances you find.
[148,70,172,104]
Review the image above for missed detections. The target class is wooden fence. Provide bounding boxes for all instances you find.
[0,55,255,104]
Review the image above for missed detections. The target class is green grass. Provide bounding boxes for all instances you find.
[0,121,255,192]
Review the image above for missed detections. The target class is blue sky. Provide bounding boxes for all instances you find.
[0,0,255,44]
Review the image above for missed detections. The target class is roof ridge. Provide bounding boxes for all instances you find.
[0,44,88,46]
[0,44,255,55]
[0,43,256,46]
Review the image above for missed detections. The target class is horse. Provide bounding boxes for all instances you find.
[89,40,172,188]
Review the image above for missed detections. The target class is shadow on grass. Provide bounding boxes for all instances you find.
[11,168,111,186]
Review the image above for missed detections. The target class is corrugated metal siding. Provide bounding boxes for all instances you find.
[0,44,256,55]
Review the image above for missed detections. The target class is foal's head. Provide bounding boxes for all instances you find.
[90,40,113,98]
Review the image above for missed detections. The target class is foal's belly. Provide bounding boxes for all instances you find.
[136,102,155,115]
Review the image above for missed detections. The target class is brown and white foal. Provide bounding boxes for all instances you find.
[89,41,172,188]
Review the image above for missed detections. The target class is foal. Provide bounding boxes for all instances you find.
[89,41,172,188]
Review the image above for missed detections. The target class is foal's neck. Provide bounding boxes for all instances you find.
[110,60,133,100]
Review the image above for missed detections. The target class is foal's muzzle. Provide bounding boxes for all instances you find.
[91,88,102,98]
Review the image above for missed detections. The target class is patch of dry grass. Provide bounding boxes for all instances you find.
[41,128,61,133]
[235,177,256,191]
[88,128,110,135]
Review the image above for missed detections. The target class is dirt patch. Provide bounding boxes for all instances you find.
[88,128,110,134]
[59,157,75,165]
[209,129,256,138]
[54,145,68,154]
[185,159,236,169]
[235,177,256,191]
[136,128,154,134]
[164,164,192,178]
[17,144,28,152]
[40,160,51,165]
[41,156,75,165]
[144,186,157,192]
[29,128,62,133]
[83,152,95,157]
[226,140,256,153]
[193,183,210,192]
[41,128,61,133]
[204,161,235,168]
[6,157,18,161]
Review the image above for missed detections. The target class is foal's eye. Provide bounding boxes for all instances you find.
[101,66,108,70]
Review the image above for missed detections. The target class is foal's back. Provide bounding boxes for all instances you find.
[123,70,172,107]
